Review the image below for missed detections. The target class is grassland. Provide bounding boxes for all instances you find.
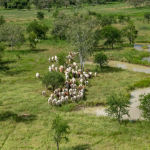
[1,2,150,150]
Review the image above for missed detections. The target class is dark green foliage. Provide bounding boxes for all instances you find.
[144,12,150,23]
[37,11,44,20]
[53,9,59,18]
[52,114,70,150]
[0,15,5,26]
[122,21,138,44]
[27,20,49,39]
[4,2,7,9]
[100,15,116,27]
[94,52,108,68]
[26,5,31,10]
[28,32,38,49]
[42,72,65,91]
[105,93,130,124]
[139,93,150,121]
[17,4,24,10]
[57,52,67,66]
[102,25,122,49]
[118,15,126,24]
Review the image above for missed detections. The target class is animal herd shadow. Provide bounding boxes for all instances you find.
[0,111,37,123]
[66,144,91,150]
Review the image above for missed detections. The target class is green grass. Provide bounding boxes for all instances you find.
[104,47,150,66]
[1,2,150,150]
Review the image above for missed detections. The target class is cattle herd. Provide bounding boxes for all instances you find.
[36,52,98,106]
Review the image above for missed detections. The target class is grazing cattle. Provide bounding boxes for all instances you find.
[42,91,46,96]
[95,72,97,77]
[36,73,40,78]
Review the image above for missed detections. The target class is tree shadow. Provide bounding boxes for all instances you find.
[66,144,91,150]
[5,49,47,55]
[95,66,124,73]
[0,111,36,123]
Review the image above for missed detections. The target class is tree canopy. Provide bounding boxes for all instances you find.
[42,71,65,91]
[52,114,70,150]
[102,25,122,49]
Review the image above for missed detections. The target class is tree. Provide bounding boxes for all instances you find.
[102,25,122,49]
[144,12,150,24]
[139,93,150,121]
[57,52,67,66]
[100,15,116,27]
[94,52,108,68]
[0,15,5,26]
[0,24,25,50]
[28,32,39,49]
[0,42,5,65]
[67,24,95,72]
[37,11,44,20]
[17,4,23,10]
[105,93,130,124]
[127,0,144,8]
[63,0,70,8]
[118,15,126,24]
[27,20,49,39]
[122,21,138,44]
[52,115,70,150]
[42,72,65,91]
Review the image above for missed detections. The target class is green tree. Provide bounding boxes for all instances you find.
[57,52,67,66]
[52,115,70,150]
[0,24,25,50]
[122,21,138,44]
[27,20,49,39]
[42,72,65,91]
[37,11,44,20]
[139,93,150,121]
[105,93,130,124]
[118,15,126,24]
[0,15,5,26]
[67,24,95,72]
[127,0,144,8]
[17,4,23,10]
[28,32,39,49]
[100,15,116,27]
[102,25,122,49]
[94,52,107,68]
[144,12,150,23]
[26,4,31,10]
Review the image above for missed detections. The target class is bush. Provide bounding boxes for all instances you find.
[37,11,44,20]
[42,72,65,91]
[17,4,24,10]
[28,32,39,49]
[94,52,108,68]
[139,93,150,121]
[27,20,49,39]
[53,10,59,18]
[0,15,6,26]
[26,5,31,10]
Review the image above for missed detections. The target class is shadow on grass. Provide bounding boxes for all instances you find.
[66,144,91,150]
[95,66,124,73]
[0,111,36,123]
[94,44,133,52]
[2,68,31,76]
[5,49,47,55]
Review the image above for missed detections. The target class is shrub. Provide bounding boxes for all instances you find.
[37,11,44,20]
[139,93,150,121]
